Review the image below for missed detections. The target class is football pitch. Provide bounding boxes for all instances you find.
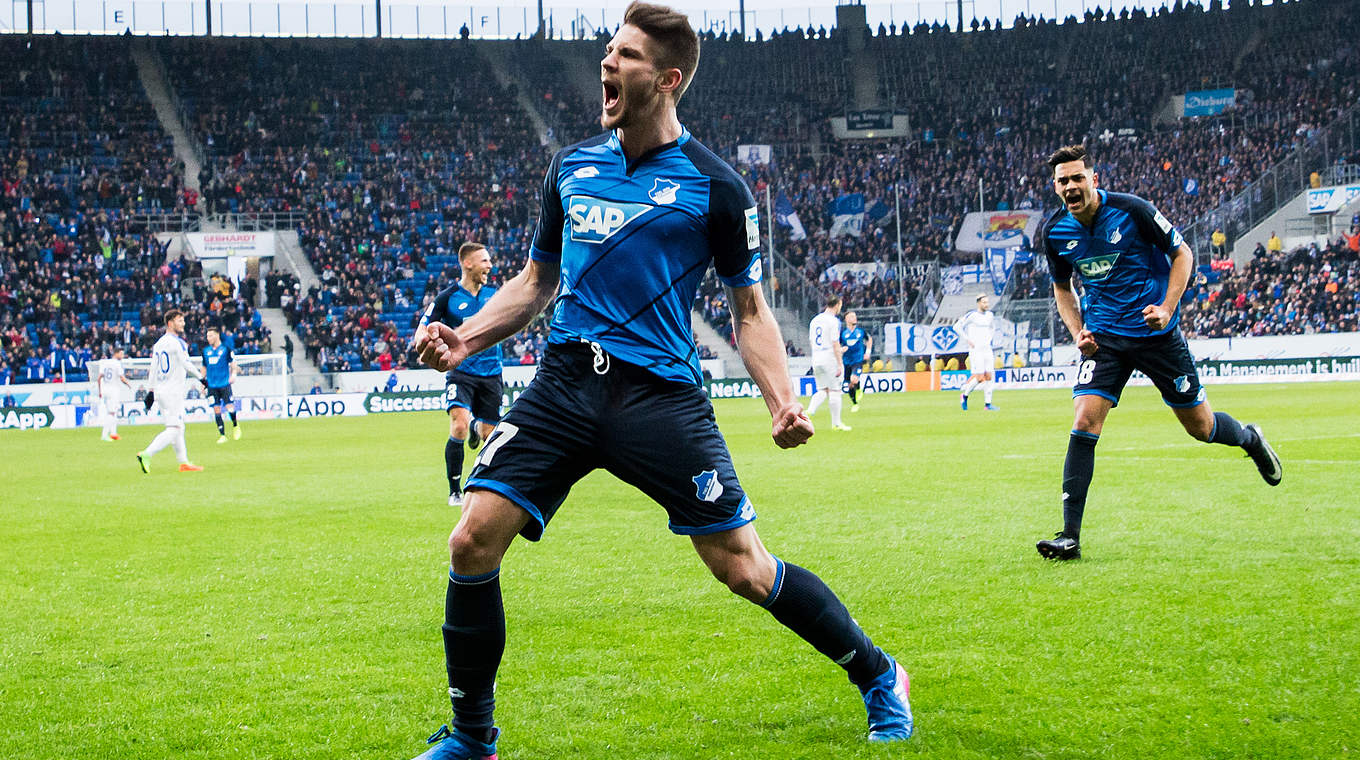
[3,383,1357,759]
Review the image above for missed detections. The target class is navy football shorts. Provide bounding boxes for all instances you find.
[444,369,503,423]
[1073,329,1205,408]
[843,362,864,379]
[207,384,233,407]
[465,342,754,542]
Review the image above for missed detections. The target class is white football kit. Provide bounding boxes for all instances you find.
[955,309,996,375]
[150,332,196,426]
[96,359,125,413]
[808,311,843,392]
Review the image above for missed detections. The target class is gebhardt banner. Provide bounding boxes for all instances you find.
[184,231,276,259]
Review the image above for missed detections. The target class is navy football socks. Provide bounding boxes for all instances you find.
[1062,431,1099,540]
[1208,411,1254,447]
[214,413,225,435]
[759,558,890,688]
[444,568,504,745]
[446,436,464,495]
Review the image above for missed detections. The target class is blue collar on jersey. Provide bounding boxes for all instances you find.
[608,127,692,176]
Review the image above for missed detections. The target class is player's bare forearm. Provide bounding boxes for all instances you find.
[726,284,813,448]
[726,286,794,413]
[1054,280,1099,356]
[1053,281,1084,341]
[1159,243,1193,313]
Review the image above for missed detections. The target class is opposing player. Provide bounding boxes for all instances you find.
[94,348,131,441]
[407,5,912,757]
[417,242,504,507]
[1034,144,1281,561]
[955,294,998,411]
[137,310,205,473]
[806,294,851,430]
[203,328,241,443]
[840,310,871,412]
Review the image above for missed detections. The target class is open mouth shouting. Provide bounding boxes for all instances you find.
[602,80,621,115]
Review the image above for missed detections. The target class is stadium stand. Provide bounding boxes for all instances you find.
[0,35,269,384]
[4,0,1358,383]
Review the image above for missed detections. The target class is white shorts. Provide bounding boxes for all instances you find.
[100,395,120,415]
[968,350,995,375]
[812,360,842,392]
[155,392,186,427]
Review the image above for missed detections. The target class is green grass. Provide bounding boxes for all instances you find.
[2,383,1357,759]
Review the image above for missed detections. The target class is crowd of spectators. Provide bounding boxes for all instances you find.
[0,35,270,385]
[1184,235,1358,338]
[6,0,1359,385]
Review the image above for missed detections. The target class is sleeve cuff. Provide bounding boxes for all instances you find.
[529,245,560,263]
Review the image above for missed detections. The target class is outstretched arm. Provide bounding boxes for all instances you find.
[417,258,560,372]
[725,283,814,449]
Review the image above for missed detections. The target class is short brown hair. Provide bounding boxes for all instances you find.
[825,294,842,309]
[164,309,183,324]
[623,1,700,101]
[458,241,487,261]
[1047,144,1090,169]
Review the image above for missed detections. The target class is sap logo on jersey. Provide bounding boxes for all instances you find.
[1076,253,1120,280]
[567,197,653,244]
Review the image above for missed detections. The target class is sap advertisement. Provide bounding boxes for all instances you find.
[1307,184,1360,215]
[1183,88,1236,117]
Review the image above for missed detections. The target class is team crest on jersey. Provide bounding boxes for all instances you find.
[573,166,600,179]
[1065,239,1079,250]
[567,196,654,244]
[648,178,680,205]
[1108,228,1123,245]
[1076,253,1121,280]
[692,469,724,503]
[744,206,760,250]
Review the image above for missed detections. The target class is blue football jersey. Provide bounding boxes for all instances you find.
[421,282,503,377]
[202,344,233,388]
[1039,190,1186,337]
[841,327,868,365]
[530,128,763,385]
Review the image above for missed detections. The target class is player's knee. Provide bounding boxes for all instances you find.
[447,526,500,571]
[449,416,470,439]
[1183,416,1214,441]
[707,557,772,602]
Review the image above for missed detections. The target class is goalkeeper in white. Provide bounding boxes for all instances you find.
[137,310,206,473]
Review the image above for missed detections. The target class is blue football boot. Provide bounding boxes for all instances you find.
[860,650,913,742]
[409,725,498,760]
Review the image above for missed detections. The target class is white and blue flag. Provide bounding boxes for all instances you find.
[827,193,865,239]
[774,192,807,241]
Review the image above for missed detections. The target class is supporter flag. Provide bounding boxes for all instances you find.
[773,193,807,241]
[1183,178,1200,196]
[985,247,1017,295]
[827,193,865,238]
[737,144,773,165]
[867,198,894,227]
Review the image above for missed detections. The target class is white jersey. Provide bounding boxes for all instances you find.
[96,359,125,398]
[954,310,996,353]
[809,311,842,365]
[149,332,197,397]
